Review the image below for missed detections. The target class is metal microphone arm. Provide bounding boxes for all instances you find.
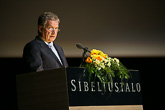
[76,43,90,67]
[82,47,88,62]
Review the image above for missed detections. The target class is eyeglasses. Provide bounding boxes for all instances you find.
[46,27,60,32]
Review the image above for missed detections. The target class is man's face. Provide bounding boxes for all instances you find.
[40,20,59,43]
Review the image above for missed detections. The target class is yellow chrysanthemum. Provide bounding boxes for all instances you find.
[91,49,102,55]
[101,53,107,58]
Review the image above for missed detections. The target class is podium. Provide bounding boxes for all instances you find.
[16,67,143,110]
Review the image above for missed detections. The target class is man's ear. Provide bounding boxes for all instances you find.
[38,25,43,33]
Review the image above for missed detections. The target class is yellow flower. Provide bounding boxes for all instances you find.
[85,57,92,63]
[91,54,103,62]
[101,53,107,58]
[91,54,98,59]
[96,56,102,61]
[91,49,102,55]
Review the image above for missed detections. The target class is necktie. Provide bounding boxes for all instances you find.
[47,42,63,65]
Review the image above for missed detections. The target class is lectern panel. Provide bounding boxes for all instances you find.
[16,68,69,110]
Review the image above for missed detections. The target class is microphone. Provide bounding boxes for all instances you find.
[76,43,90,52]
[76,43,90,66]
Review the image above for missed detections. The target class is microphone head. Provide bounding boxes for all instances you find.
[76,43,84,49]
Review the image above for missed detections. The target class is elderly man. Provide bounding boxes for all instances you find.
[23,12,68,72]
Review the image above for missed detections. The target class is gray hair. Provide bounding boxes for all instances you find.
[38,12,60,35]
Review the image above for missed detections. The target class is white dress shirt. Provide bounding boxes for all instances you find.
[45,42,63,65]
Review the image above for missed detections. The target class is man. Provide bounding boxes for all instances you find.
[23,12,68,72]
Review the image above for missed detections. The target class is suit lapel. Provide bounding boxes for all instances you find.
[53,43,64,66]
[35,37,63,66]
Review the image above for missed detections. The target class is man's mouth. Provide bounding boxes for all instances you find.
[50,36,55,38]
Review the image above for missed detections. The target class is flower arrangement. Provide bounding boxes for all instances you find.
[82,49,130,91]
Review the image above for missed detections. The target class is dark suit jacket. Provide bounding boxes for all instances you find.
[23,36,68,72]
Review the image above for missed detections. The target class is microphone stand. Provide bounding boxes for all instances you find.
[76,43,90,67]
[80,47,89,67]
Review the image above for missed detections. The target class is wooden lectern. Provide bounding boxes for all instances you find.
[16,67,143,110]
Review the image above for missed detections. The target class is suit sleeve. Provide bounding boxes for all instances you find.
[23,43,43,72]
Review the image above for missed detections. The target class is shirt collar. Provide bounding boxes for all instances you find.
[38,36,53,46]
[45,41,53,46]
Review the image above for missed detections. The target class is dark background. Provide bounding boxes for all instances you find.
[0,0,165,57]
[1,57,164,110]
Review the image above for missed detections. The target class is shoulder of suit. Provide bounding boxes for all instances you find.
[24,36,43,49]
